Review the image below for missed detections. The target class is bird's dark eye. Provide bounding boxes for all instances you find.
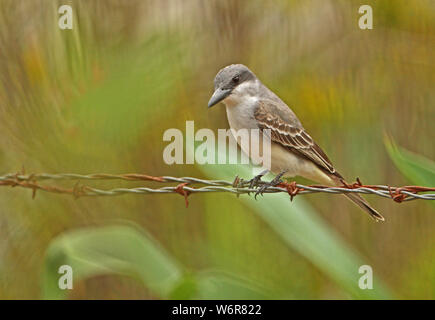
[232,76,240,83]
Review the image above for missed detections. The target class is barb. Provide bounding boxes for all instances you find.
[0,173,434,206]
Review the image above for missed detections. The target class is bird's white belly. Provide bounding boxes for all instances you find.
[271,143,333,183]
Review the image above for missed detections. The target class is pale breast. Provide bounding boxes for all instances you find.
[225,99,259,131]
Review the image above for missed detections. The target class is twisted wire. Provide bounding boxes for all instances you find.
[0,172,433,202]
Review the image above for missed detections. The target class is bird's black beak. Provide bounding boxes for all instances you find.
[208,88,231,108]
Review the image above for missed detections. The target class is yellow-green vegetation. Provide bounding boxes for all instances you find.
[0,0,434,299]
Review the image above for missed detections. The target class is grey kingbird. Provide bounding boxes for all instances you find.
[208,64,384,222]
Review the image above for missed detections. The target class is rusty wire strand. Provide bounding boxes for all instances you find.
[0,173,434,204]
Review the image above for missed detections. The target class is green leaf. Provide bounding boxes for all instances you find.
[197,161,392,299]
[42,223,272,300]
[385,136,435,185]
[42,224,182,299]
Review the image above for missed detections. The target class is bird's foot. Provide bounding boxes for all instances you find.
[253,170,287,199]
[245,169,269,192]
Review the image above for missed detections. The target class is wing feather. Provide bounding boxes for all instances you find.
[255,100,336,174]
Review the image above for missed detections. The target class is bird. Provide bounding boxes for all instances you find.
[207,64,384,222]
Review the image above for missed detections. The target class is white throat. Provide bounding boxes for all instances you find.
[222,80,261,132]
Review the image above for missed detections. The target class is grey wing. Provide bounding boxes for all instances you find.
[254,100,338,176]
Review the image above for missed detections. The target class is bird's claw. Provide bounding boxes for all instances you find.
[253,170,287,199]
[245,169,269,190]
[248,175,262,190]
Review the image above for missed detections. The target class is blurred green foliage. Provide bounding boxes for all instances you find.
[0,0,434,299]
[43,224,269,299]
[385,136,435,187]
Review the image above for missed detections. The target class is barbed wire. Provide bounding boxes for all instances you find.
[0,172,434,207]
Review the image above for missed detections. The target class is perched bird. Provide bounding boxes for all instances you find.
[208,64,384,222]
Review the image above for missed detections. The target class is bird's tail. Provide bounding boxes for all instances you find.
[343,192,385,222]
[329,175,385,222]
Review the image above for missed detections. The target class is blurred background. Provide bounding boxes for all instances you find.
[0,0,434,299]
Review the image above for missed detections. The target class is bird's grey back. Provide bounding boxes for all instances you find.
[255,82,303,129]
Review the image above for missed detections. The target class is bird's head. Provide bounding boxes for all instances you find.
[208,64,256,108]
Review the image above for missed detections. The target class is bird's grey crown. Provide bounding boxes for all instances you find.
[213,64,256,90]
